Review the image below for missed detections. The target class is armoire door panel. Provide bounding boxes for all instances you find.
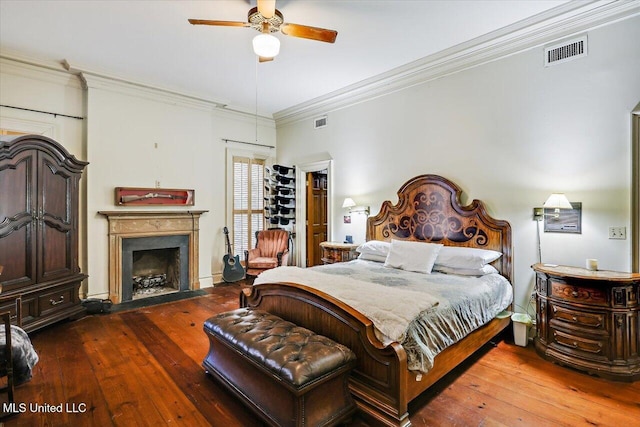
[0,224,36,291]
[0,149,38,289]
[39,154,73,223]
[39,225,73,281]
[0,151,34,219]
[38,152,75,281]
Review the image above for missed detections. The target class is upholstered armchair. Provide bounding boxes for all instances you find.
[244,229,290,277]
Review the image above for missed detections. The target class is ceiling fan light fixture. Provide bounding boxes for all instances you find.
[252,33,280,58]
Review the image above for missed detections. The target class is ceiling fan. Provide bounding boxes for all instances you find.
[188,0,338,62]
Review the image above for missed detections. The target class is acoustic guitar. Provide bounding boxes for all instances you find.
[222,227,245,282]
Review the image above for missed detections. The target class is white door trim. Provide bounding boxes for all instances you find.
[632,102,639,272]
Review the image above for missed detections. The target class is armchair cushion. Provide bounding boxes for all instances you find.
[247,257,280,270]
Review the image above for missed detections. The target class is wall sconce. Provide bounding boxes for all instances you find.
[342,197,370,216]
[533,193,573,221]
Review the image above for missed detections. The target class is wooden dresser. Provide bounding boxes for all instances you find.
[0,135,88,332]
[532,263,640,381]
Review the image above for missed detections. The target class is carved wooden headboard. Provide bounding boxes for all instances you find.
[367,174,513,282]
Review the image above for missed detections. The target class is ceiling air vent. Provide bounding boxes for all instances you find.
[544,35,587,67]
[314,116,327,129]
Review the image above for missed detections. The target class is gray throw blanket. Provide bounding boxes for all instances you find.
[255,266,439,343]
[0,325,39,385]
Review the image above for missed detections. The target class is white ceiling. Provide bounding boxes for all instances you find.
[0,0,571,117]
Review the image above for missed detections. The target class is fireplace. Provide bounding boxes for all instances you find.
[122,235,189,301]
[99,210,207,304]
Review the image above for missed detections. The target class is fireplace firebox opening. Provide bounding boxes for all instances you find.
[132,247,180,299]
[122,235,189,302]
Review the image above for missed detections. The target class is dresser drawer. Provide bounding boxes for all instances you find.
[38,285,77,317]
[533,263,640,380]
[551,327,608,359]
[550,279,608,306]
[550,303,605,330]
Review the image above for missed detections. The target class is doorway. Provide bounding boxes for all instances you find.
[305,170,328,266]
[294,159,333,268]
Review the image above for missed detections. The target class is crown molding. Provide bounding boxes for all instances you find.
[1,49,273,122]
[64,60,228,112]
[0,53,82,89]
[63,61,274,123]
[274,0,640,126]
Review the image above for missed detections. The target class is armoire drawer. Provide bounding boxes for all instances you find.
[38,285,77,317]
[0,294,37,326]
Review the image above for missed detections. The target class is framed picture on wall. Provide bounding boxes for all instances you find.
[544,202,581,233]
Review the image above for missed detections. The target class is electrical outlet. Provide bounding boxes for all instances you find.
[608,226,626,239]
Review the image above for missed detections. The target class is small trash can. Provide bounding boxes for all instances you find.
[511,313,533,347]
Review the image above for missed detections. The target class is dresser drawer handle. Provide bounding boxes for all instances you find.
[572,316,578,322]
[50,296,65,306]
[571,291,579,297]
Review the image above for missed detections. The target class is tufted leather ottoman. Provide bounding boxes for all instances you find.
[203,307,356,427]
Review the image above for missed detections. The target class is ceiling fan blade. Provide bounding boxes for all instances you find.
[188,19,250,27]
[257,0,276,19]
[280,23,337,43]
[258,56,274,63]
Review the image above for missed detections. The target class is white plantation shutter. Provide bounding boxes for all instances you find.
[232,156,264,258]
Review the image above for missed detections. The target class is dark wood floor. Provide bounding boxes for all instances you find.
[3,280,639,426]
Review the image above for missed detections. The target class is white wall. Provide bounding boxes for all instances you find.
[276,16,640,311]
[1,57,276,298]
[0,58,85,154]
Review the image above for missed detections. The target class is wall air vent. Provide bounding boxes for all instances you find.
[314,116,327,129]
[544,35,588,67]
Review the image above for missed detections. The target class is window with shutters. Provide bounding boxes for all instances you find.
[232,156,265,258]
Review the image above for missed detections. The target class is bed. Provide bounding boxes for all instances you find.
[240,174,513,427]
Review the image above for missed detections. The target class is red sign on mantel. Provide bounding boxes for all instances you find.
[115,187,195,206]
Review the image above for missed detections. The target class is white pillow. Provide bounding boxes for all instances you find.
[433,264,499,276]
[384,239,443,274]
[434,246,502,270]
[358,252,388,263]
[356,240,390,258]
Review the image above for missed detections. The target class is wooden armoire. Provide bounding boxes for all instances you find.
[0,134,88,332]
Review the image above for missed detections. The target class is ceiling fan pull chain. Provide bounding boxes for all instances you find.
[255,60,259,144]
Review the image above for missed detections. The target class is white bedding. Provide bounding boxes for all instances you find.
[254,259,513,373]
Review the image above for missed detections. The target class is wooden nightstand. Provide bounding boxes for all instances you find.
[532,263,640,381]
[319,242,359,264]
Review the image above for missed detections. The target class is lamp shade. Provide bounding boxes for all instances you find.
[342,198,356,209]
[252,33,280,58]
[543,193,573,210]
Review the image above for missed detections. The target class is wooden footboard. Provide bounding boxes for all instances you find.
[240,282,510,427]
